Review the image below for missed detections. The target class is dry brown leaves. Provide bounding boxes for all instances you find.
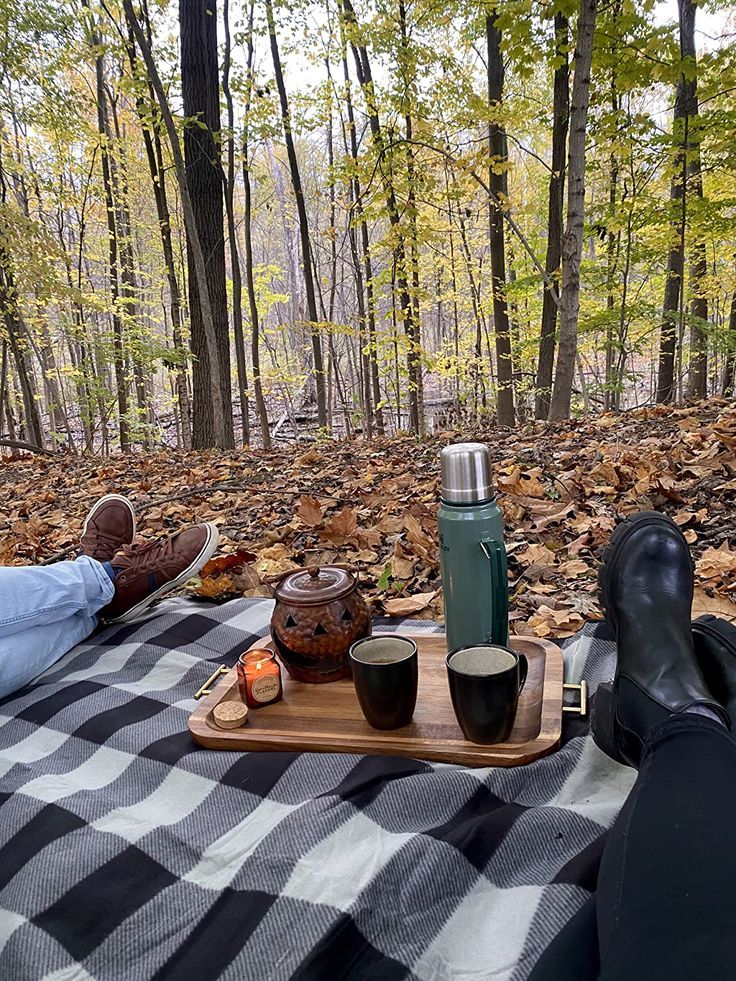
[3,398,736,637]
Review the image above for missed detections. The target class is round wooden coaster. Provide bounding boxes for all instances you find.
[213,700,248,730]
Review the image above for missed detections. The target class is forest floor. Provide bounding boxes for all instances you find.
[2,398,736,638]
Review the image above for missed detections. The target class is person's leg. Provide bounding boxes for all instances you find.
[593,713,736,980]
[528,713,736,981]
[532,512,736,980]
[527,896,599,980]
[0,604,107,700]
[0,556,114,638]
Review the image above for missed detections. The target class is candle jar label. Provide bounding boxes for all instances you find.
[251,673,281,704]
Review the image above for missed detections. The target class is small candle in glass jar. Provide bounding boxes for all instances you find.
[237,649,283,708]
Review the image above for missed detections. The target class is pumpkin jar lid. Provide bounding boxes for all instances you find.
[275,566,354,606]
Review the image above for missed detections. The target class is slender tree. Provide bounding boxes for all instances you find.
[549,0,598,421]
[83,1,130,450]
[486,9,514,426]
[222,0,249,444]
[341,0,422,433]
[126,17,192,449]
[265,0,327,429]
[721,286,736,397]
[340,20,383,433]
[657,0,697,403]
[535,13,569,420]
[241,1,270,447]
[681,0,707,399]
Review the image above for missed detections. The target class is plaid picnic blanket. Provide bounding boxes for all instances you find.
[0,598,634,981]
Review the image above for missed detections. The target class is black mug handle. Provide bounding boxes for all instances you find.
[517,653,528,694]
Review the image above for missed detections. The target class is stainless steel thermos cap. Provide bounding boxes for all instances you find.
[440,443,494,504]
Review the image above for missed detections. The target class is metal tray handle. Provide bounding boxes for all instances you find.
[562,680,588,717]
[194,664,229,700]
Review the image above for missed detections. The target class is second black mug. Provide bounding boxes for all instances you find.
[446,644,527,744]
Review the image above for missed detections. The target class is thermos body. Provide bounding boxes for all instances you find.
[438,443,509,652]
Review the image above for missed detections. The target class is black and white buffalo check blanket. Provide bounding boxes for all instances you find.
[0,598,634,980]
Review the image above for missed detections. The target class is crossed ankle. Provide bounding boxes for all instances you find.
[684,704,729,727]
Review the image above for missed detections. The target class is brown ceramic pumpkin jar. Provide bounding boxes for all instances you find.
[270,566,372,683]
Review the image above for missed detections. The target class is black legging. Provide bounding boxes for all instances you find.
[529,713,736,980]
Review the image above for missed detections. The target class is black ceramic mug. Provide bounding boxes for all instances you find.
[349,636,418,730]
[446,644,527,744]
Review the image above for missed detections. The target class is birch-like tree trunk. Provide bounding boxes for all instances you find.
[266,0,327,429]
[242,1,270,448]
[486,10,514,427]
[681,0,708,399]
[535,13,569,420]
[548,0,598,421]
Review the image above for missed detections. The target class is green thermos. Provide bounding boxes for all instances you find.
[438,443,509,651]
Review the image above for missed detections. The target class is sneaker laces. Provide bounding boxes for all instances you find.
[87,527,126,555]
[114,535,177,575]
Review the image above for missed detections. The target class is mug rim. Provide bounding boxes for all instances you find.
[350,635,418,665]
[446,643,519,678]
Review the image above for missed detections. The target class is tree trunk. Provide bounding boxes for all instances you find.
[242,3,270,448]
[222,0,249,444]
[398,0,424,434]
[179,0,234,448]
[549,0,598,421]
[340,32,383,434]
[486,11,514,427]
[721,287,736,397]
[535,14,569,420]
[0,265,44,448]
[681,0,707,399]
[128,18,192,449]
[124,0,227,446]
[83,2,130,450]
[107,91,152,447]
[266,0,327,429]
[341,0,421,434]
[656,0,698,404]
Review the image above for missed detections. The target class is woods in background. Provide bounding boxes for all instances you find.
[1,0,735,453]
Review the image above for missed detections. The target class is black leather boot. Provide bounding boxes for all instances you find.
[593,511,729,767]
[693,615,736,728]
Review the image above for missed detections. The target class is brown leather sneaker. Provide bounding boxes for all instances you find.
[80,494,136,563]
[102,523,220,623]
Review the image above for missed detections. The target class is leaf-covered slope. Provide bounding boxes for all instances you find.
[2,399,736,637]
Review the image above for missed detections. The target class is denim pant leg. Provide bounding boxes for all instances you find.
[0,557,114,700]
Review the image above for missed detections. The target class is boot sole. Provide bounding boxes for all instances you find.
[81,494,137,555]
[103,523,220,624]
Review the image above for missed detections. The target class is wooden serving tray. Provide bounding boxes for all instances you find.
[188,634,565,767]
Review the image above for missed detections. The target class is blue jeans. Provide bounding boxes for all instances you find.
[0,556,114,700]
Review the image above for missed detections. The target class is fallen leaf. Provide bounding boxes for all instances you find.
[254,543,299,578]
[528,604,585,638]
[516,543,557,567]
[696,543,736,582]
[693,588,736,622]
[404,513,435,557]
[384,590,438,617]
[194,573,237,599]
[319,506,358,545]
[296,495,323,527]
[391,541,417,580]
[200,548,257,577]
[558,559,590,577]
[497,465,547,498]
